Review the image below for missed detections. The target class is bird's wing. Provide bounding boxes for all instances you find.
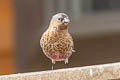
[71,40,75,52]
[69,34,75,52]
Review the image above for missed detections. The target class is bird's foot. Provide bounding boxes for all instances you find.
[52,60,56,70]
[64,59,69,68]
[64,58,68,64]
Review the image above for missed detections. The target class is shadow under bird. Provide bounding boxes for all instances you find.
[40,13,75,70]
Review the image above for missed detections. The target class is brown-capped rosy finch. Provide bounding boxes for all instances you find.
[40,13,75,70]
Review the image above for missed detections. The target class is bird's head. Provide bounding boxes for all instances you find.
[49,13,70,30]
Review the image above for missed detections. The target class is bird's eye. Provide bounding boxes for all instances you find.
[58,18,63,21]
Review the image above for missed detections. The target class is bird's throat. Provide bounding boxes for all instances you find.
[59,25,68,30]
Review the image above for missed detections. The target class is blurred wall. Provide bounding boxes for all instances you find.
[0,0,15,74]
[15,0,44,72]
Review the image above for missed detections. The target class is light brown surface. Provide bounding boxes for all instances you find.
[0,62,120,80]
[0,0,15,74]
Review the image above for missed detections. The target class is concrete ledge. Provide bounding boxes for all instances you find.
[1,62,120,80]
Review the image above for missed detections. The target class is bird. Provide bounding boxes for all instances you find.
[40,13,75,70]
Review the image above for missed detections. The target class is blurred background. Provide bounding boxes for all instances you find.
[1,0,120,75]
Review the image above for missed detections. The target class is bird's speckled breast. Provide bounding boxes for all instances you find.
[40,30,73,61]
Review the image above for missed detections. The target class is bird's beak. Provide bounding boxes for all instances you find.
[63,18,70,24]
